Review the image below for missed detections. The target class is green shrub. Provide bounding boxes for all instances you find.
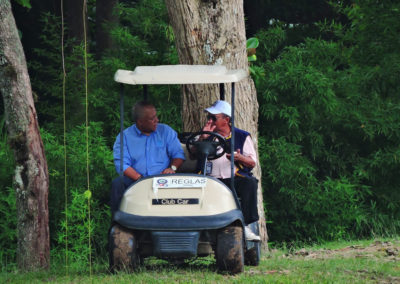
[255,0,400,242]
[56,188,110,271]
[41,122,115,250]
[0,187,17,268]
[259,137,370,242]
[0,119,17,267]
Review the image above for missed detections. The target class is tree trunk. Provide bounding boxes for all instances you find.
[66,0,88,47]
[64,0,88,126]
[165,0,268,246]
[95,0,119,58]
[0,0,50,270]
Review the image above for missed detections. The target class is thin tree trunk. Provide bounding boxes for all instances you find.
[0,0,50,269]
[66,0,88,46]
[165,0,268,247]
[64,0,88,126]
[95,0,119,58]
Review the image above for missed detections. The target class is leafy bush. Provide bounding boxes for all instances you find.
[56,188,110,271]
[41,122,115,249]
[0,187,17,268]
[255,0,400,242]
[0,119,17,267]
[259,137,370,241]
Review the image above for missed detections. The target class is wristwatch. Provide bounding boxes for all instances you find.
[170,165,177,172]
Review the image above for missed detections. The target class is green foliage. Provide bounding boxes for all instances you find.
[0,119,16,266]
[56,188,110,271]
[0,118,14,194]
[259,137,370,241]
[41,122,115,248]
[246,37,259,49]
[13,0,31,9]
[0,187,17,268]
[104,0,181,131]
[246,37,259,62]
[30,1,181,139]
[117,0,176,57]
[255,0,400,242]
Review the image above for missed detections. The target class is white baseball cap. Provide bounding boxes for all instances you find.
[204,100,231,117]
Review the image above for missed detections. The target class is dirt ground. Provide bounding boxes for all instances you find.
[280,240,400,283]
[288,240,400,261]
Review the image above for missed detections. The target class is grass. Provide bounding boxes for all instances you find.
[1,238,399,283]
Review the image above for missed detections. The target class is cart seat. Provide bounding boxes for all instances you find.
[177,143,197,173]
[177,132,197,173]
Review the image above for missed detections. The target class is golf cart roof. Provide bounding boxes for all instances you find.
[114,65,248,85]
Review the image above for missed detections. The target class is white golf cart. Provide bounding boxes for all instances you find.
[109,65,261,274]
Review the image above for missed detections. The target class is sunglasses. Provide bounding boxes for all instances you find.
[207,114,225,122]
[207,114,217,121]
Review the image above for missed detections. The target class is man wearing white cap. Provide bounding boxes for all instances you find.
[202,100,260,241]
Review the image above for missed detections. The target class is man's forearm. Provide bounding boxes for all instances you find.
[171,158,184,170]
[237,155,255,168]
[161,158,184,174]
[124,167,142,180]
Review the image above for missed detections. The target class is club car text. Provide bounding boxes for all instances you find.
[152,198,199,205]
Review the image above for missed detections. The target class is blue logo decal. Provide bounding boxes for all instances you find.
[157,178,168,187]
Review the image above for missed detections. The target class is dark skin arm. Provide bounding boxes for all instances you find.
[124,158,184,178]
[124,167,142,180]
[161,158,184,174]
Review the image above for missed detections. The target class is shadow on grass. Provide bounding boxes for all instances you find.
[127,256,218,273]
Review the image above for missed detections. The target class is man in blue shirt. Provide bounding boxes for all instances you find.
[111,101,185,213]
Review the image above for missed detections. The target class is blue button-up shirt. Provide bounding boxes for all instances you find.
[113,123,185,176]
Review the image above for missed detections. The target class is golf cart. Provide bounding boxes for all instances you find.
[109,65,261,274]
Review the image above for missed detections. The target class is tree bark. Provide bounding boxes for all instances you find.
[0,0,50,270]
[65,0,88,47]
[165,0,268,246]
[95,0,119,58]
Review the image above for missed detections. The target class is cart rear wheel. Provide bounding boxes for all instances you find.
[245,222,261,266]
[245,242,261,266]
[109,224,139,272]
[215,225,244,274]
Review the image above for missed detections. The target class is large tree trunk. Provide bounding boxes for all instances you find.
[0,0,50,270]
[165,0,268,246]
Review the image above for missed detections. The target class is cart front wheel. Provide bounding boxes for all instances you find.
[109,224,139,272]
[216,225,244,274]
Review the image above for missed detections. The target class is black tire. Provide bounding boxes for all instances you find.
[245,222,261,266]
[245,242,260,266]
[109,224,139,272]
[215,225,244,274]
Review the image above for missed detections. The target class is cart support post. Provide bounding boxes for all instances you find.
[230,82,241,210]
[219,83,225,101]
[119,84,125,177]
[143,85,148,102]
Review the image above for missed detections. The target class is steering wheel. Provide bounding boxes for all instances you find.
[186,131,226,160]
